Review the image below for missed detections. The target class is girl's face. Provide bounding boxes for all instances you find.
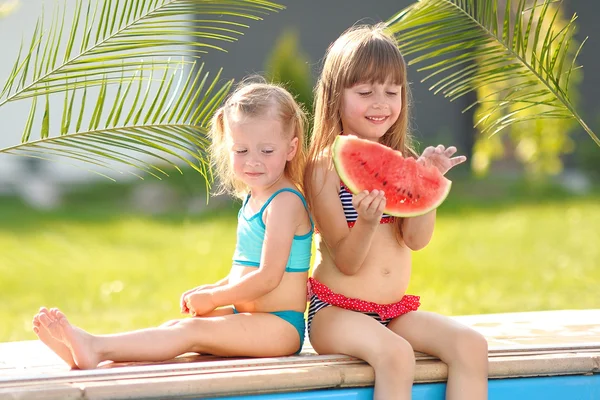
[340,81,403,141]
[225,112,298,192]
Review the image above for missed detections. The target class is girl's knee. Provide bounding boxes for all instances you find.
[453,328,488,369]
[372,336,416,376]
[172,317,206,338]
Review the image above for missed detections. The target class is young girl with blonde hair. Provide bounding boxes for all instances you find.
[305,24,489,399]
[32,81,313,369]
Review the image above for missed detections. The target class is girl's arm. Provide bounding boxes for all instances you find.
[209,191,306,307]
[196,276,230,290]
[309,157,384,275]
[401,210,436,251]
[180,276,230,314]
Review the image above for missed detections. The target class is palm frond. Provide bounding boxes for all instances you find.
[1,61,231,181]
[386,0,599,146]
[0,0,282,105]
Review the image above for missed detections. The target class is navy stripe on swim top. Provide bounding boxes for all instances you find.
[339,182,395,227]
[232,188,313,272]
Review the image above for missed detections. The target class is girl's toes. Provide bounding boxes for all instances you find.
[54,310,69,324]
[39,313,53,328]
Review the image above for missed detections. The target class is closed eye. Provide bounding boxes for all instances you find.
[387,92,398,96]
[234,149,247,154]
[358,91,372,96]
[262,149,274,154]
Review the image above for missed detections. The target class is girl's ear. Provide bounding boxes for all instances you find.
[286,137,299,161]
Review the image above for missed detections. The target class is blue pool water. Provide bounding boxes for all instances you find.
[217,374,600,400]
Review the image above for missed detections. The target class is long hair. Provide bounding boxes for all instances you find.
[210,80,307,199]
[305,23,415,240]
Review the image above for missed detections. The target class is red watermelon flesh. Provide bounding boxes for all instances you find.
[332,135,451,217]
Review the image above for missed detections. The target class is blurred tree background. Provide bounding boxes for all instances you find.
[265,29,314,118]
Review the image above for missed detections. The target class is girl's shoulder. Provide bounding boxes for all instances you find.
[262,187,310,226]
[307,150,336,175]
[315,148,332,162]
[267,186,308,209]
[310,150,339,185]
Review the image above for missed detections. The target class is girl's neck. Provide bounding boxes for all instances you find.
[248,174,290,202]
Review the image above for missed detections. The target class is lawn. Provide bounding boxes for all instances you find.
[1,177,599,342]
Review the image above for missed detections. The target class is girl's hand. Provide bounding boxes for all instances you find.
[180,285,211,314]
[418,145,467,175]
[352,190,386,225]
[185,291,217,317]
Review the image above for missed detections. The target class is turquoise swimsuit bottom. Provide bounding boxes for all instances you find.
[233,308,306,354]
[232,188,313,354]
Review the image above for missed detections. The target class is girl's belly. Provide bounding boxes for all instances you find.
[228,265,308,313]
[312,229,413,304]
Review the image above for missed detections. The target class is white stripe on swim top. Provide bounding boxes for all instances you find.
[339,182,396,227]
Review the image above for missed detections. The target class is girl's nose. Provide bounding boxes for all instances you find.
[372,94,389,110]
[246,158,261,167]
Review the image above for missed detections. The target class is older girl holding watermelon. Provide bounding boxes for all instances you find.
[32,82,313,369]
[305,24,488,399]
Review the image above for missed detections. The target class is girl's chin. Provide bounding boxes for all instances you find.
[354,131,388,141]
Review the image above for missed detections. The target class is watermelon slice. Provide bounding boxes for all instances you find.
[332,135,452,217]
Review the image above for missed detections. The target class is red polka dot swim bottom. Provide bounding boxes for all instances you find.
[307,277,420,335]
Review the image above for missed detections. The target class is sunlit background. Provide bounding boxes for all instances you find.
[0,0,598,342]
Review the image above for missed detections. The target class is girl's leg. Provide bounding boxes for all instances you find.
[40,308,300,370]
[33,307,238,366]
[388,311,488,400]
[160,306,235,327]
[310,306,415,400]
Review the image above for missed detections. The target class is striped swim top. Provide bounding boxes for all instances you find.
[339,182,396,228]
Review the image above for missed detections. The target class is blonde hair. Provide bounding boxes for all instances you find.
[305,23,415,240]
[210,80,307,199]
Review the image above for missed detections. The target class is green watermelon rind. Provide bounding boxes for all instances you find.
[388,180,451,218]
[332,135,452,218]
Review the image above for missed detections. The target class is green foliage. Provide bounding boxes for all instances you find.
[471,2,582,176]
[0,0,283,180]
[387,0,599,176]
[265,29,314,117]
[573,115,600,176]
[1,0,598,180]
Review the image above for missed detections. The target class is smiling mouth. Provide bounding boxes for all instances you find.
[366,116,388,122]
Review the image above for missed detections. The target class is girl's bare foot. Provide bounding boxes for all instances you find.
[32,308,77,369]
[40,308,100,370]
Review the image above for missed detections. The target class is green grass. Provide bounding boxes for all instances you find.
[411,198,600,315]
[0,203,240,342]
[1,177,599,342]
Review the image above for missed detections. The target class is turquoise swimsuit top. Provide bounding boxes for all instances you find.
[233,188,313,272]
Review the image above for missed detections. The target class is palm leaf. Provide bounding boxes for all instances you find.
[0,0,283,104]
[386,0,599,147]
[1,61,231,181]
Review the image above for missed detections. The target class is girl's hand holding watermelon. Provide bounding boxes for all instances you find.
[351,189,386,224]
[417,144,467,175]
